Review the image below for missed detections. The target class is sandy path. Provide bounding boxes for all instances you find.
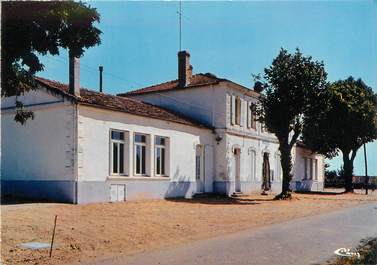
[1,192,376,265]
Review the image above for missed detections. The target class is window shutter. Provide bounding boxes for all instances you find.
[239,99,244,127]
[247,102,251,128]
[236,97,241,125]
[231,95,236,125]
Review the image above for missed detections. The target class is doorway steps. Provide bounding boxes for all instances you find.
[231,192,247,198]
[193,192,223,199]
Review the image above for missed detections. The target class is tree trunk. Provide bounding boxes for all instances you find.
[275,141,293,199]
[342,152,354,193]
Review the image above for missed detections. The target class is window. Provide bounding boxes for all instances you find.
[247,102,257,129]
[110,130,125,175]
[196,145,204,180]
[134,134,147,175]
[304,157,308,180]
[304,157,318,180]
[270,170,275,182]
[155,136,167,176]
[235,96,241,125]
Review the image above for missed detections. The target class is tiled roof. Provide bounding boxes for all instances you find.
[35,77,210,129]
[118,73,258,97]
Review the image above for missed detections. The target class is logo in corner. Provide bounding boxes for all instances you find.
[334,248,360,258]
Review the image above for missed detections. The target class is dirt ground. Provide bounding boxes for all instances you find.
[1,191,376,265]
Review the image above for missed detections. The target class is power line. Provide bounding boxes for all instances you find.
[42,51,239,120]
[44,55,144,88]
[43,54,229,118]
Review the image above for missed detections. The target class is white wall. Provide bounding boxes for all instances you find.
[2,86,65,109]
[224,134,281,182]
[293,147,324,183]
[225,86,276,141]
[1,89,75,182]
[129,84,227,128]
[77,105,214,185]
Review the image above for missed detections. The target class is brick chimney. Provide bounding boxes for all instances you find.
[69,55,80,97]
[178,50,192,87]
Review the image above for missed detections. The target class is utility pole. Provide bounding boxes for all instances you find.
[363,143,368,195]
[179,0,182,51]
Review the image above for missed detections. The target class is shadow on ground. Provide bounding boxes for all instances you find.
[295,191,343,196]
[165,196,275,205]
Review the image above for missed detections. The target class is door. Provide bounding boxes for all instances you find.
[196,145,205,193]
[234,149,241,192]
[110,184,126,202]
[262,153,271,191]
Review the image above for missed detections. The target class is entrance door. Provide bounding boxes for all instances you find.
[196,145,205,193]
[234,149,241,192]
[262,153,271,191]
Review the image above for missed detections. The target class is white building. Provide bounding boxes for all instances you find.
[1,51,324,203]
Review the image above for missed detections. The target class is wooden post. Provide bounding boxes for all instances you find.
[49,215,58,258]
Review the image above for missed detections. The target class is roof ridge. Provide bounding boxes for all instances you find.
[36,76,175,105]
[117,78,179,96]
[119,72,223,96]
[36,76,99,93]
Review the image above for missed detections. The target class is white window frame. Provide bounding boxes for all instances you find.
[155,136,167,177]
[110,129,126,176]
[134,133,147,176]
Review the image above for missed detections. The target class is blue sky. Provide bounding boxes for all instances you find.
[39,0,377,175]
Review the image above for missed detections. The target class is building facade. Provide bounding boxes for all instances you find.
[1,51,324,203]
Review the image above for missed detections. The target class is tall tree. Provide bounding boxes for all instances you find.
[2,1,101,124]
[303,77,377,192]
[256,48,328,199]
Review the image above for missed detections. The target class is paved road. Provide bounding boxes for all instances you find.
[88,203,377,265]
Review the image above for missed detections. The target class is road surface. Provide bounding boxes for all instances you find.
[87,202,377,265]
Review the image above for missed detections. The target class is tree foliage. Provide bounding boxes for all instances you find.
[1,1,101,123]
[303,77,377,192]
[256,48,328,198]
